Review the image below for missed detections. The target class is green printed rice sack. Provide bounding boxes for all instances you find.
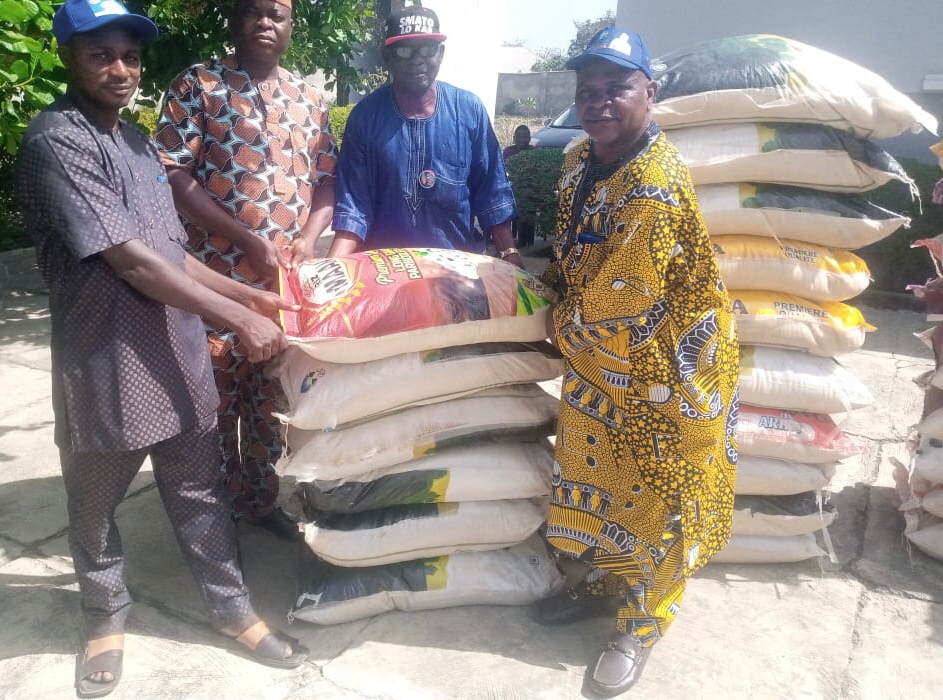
[696,183,909,250]
[302,499,547,567]
[291,538,565,625]
[275,341,563,431]
[668,122,912,192]
[653,34,937,139]
[280,385,559,482]
[295,441,553,512]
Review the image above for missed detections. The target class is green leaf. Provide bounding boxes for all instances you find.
[0,0,38,23]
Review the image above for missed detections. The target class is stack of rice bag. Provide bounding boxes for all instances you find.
[652,34,937,563]
[274,248,567,624]
[898,230,943,561]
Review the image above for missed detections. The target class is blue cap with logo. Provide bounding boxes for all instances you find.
[53,0,159,45]
[565,27,653,79]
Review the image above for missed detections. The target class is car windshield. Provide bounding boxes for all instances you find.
[549,104,581,129]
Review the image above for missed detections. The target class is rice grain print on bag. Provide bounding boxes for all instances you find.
[279,248,558,363]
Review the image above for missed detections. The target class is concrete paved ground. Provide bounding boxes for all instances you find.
[1,245,943,699]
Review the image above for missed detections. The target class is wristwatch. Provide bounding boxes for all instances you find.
[497,247,520,259]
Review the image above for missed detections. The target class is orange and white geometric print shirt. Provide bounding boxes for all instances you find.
[155,55,337,288]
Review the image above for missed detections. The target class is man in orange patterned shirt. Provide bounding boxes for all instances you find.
[155,0,337,538]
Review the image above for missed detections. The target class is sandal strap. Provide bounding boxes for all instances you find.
[80,649,123,678]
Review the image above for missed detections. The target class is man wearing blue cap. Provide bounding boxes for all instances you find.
[15,1,309,696]
[535,28,740,696]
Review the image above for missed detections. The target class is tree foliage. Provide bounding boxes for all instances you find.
[0,0,67,155]
[0,0,375,155]
[530,11,616,73]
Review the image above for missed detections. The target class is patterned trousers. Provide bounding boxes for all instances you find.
[60,415,254,639]
[208,330,285,519]
[578,532,688,647]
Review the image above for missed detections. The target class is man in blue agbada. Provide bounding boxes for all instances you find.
[327,5,523,267]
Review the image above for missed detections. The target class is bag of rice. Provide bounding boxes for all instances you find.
[302,499,547,567]
[738,346,874,414]
[732,492,836,537]
[713,235,870,302]
[731,291,874,357]
[275,341,563,430]
[737,405,861,464]
[905,521,943,561]
[653,34,937,139]
[295,441,553,512]
[668,122,912,192]
[696,183,909,250]
[736,455,836,496]
[291,538,565,625]
[280,385,559,482]
[911,435,943,484]
[279,248,557,363]
[709,533,826,564]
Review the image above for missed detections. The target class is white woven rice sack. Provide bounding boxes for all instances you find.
[713,235,870,302]
[731,291,873,357]
[709,534,826,564]
[735,455,836,496]
[281,384,559,482]
[917,408,943,442]
[732,493,835,537]
[696,183,909,250]
[921,488,943,519]
[737,405,861,464]
[294,441,553,511]
[652,34,937,139]
[738,346,874,414]
[275,342,563,430]
[668,122,911,192]
[911,435,943,484]
[906,523,943,561]
[303,499,547,567]
[291,538,565,625]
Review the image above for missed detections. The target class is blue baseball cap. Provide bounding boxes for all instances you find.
[53,0,159,46]
[566,27,653,79]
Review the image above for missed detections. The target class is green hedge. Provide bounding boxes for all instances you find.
[857,158,942,293]
[506,148,565,240]
[0,153,29,252]
[329,104,355,148]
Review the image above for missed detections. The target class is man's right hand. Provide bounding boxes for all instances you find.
[246,236,290,282]
[233,311,289,363]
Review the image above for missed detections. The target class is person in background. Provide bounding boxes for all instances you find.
[15,1,309,695]
[328,5,523,267]
[155,0,337,540]
[533,27,740,697]
[502,124,535,162]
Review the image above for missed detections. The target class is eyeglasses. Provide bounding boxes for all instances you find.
[390,43,440,60]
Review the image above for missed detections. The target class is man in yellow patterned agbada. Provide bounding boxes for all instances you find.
[534,27,740,697]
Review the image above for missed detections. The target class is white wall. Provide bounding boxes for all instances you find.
[433,1,504,121]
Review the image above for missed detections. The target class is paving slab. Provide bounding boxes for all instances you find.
[841,590,943,700]
[0,554,346,700]
[0,399,153,547]
[38,485,374,667]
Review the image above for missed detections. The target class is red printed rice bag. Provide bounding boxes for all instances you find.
[736,405,862,464]
[279,248,558,363]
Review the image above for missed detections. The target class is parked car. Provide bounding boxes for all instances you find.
[531,103,585,150]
